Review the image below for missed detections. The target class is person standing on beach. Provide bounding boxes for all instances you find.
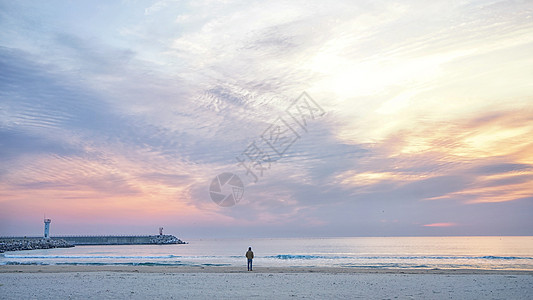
[245,247,254,271]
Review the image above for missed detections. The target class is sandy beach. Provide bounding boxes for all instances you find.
[1,266,531,299]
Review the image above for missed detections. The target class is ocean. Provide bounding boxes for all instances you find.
[1,236,532,270]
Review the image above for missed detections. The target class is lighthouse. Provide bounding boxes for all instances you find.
[44,218,51,239]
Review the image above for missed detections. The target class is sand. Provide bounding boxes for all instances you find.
[1,266,532,299]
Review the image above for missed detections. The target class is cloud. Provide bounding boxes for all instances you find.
[144,1,169,15]
[1,0,532,236]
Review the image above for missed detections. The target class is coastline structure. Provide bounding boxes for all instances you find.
[0,219,186,250]
[48,224,186,245]
[52,234,186,245]
[0,235,185,252]
[0,238,73,253]
[44,218,51,239]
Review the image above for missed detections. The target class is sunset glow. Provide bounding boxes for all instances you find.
[423,223,457,228]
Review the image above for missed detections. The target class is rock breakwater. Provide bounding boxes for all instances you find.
[0,238,74,253]
[55,234,187,245]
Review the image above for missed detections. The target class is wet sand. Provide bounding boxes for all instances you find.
[1,264,532,274]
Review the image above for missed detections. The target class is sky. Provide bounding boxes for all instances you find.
[1,0,532,238]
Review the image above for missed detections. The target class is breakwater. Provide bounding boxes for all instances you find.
[0,235,186,250]
[0,238,73,253]
[51,235,185,245]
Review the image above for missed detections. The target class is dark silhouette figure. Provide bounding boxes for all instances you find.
[245,247,254,271]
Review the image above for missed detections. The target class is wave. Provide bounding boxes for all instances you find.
[478,256,532,260]
[266,255,533,260]
[0,261,230,267]
[3,255,182,259]
[1,261,46,266]
[4,253,532,261]
[267,255,349,260]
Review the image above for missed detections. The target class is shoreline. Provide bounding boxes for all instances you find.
[1,265,532,274]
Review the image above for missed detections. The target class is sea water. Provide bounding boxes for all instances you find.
[1,237,532,270]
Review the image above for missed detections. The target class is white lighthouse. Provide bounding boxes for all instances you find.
[44,218,51,239]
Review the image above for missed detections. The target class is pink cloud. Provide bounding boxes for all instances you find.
[423,222,457,227]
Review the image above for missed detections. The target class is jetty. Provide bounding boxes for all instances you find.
[0,220,186,252]
[0,238,73,253]
[0,235,185,253]
[52,234,185,245]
